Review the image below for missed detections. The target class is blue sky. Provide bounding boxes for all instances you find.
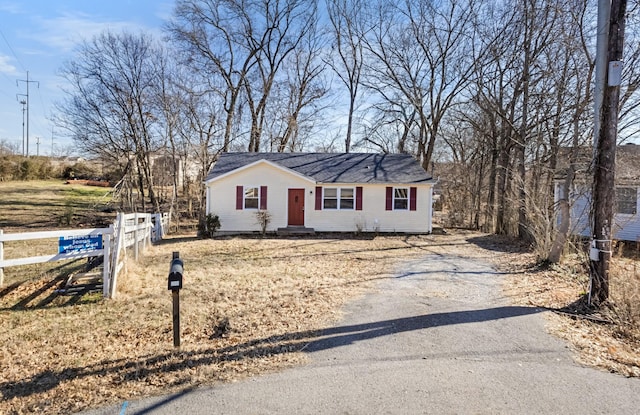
[0,0,174,155]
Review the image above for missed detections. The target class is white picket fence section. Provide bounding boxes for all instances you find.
[0,212,169,299]
[108,212,169,298]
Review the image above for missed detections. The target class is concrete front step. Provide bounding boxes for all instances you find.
[276,226,316,236]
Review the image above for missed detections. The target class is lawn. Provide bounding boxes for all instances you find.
[1,233,476,414]
[0,180,114,232]
[0,180,638,414]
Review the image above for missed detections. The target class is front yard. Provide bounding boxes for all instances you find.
[1,234,459,414]
[0,231,638,414]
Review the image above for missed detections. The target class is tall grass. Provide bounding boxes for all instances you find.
[610,255,640,342]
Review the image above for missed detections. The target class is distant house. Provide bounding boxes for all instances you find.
[554,144,640,242]
[204,152,436,234]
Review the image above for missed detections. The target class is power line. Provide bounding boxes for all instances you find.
[35,85,51,131]
[0,28,26,73]
[0,69,15,87]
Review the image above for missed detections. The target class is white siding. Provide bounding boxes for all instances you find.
[206,163,434,233]
[308,184,432,233]
[556,182,640,242]
[569,190,591,238]
[614,214,640,241]
[206,163,312,232]
[613,186,640,241]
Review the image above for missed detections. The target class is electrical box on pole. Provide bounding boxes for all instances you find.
[608,61,622,86]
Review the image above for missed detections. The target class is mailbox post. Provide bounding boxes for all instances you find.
[168,251,183,348]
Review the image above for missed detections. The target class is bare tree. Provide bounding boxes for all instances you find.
[153,57,193,223]
[511,0,560,241]
[459,1,568,238]
[546,1,596,262]
[0,139,21,156]
[169,0,318,153]
[180,86,225,217]
[242,0,318,151]
[169,0,261,151]
[362,0,479,170]
[616,2,640,140]
[56,30,165,212]
[325,0,368,153]
[360,94,417,154]
[267,28,330,152]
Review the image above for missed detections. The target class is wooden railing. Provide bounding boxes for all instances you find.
[0,212,170,299]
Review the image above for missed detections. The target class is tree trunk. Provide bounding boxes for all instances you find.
[485,140,499,233]
[345,96,355,153]
[548,165,574,263]
[517,3,532,241]
[495,136,511,235]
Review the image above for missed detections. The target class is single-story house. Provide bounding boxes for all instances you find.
[204,152,436,234]
[554,143,640,242]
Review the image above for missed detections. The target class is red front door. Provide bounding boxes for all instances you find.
[288,189,305,226]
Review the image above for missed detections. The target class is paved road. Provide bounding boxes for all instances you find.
[85,253,640,414]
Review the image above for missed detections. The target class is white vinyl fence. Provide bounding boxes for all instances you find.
[0,212,169,299]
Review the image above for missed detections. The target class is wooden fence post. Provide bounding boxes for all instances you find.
[134,213,139,261]
[153,213,161,242]
[149,215,153,243]
[103,229,112,298]
[143,214,149,251]
[110,213,125,297]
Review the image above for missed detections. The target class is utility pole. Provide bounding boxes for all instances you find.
[591,0,627,306]
[16,71,39,157]
[35,136,40,156]
[16,96,27,156]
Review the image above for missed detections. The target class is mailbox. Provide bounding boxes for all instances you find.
[168,256,184,290]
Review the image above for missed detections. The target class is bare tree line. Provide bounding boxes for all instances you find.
[54,0,640,256]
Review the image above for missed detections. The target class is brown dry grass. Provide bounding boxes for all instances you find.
[610,256,640,340]
[0,180,114,232]
[1,233,476,415]
[500,244,640,377]
[1,231,638,414]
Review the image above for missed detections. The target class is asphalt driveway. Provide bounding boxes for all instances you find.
[84,253,640,414]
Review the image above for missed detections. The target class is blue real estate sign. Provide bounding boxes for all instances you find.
[58,235,103,254]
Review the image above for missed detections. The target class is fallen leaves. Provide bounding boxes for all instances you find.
[501,247,640,378]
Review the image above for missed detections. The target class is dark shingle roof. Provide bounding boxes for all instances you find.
[617,144,640,183]
[555,144,640,184]
[206,152,433,184]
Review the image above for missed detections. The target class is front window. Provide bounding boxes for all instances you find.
[323,187,355,210]
[244,187,259,209]
[323,188,338,209]
[616,187,637,215]
[340,188,354,209]
[394,188,409,210]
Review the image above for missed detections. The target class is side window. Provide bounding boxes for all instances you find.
[393,188,409,210]
[616,187,637,215]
